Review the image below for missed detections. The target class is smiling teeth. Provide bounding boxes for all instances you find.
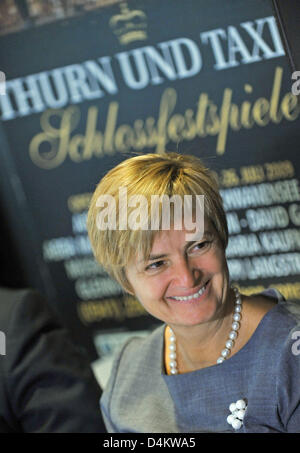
[172,283,207,301]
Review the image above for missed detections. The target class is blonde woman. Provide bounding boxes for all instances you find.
[87,152,300,433]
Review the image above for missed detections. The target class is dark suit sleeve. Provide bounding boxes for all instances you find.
[1,288,106,432]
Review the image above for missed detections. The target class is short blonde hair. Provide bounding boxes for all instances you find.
[87,152,228,293]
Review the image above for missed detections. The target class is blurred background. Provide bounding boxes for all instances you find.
[0,0,299,387]
[0,0,121,34]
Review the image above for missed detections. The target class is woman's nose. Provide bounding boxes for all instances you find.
[172,257,199,288]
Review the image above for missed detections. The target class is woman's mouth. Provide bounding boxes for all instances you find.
[168,280,210,302]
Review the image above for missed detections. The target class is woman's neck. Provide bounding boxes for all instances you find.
[169,291,236,372]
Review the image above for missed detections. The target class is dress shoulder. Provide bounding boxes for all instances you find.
[105,323,165,387]
[100,324,175,433]
[275,303,300,432]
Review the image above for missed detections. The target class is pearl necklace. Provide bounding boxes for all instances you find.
[168,286,243,374]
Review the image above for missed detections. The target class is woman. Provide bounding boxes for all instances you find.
[87,152,300,433]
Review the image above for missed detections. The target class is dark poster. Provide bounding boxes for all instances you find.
[0,0,299,378]
[272,0,300,72]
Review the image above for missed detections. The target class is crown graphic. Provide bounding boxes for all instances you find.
[109,2,147,45]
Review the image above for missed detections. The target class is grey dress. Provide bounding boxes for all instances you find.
[100,289,300,433]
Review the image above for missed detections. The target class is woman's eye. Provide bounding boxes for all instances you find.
[190,241,211,252]
[145,261,164,271]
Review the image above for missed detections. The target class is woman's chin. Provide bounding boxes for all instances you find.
[166,297,220,327]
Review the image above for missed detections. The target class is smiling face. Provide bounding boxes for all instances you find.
[125,220,231,329]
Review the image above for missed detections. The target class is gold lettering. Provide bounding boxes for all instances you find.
[29,107,79,169]
[241,100,255,129]
[281,92,300,121]
[104,102,118,154]
[182,109,197,140]
[77,298,125,324]
[28,67,299,170]
[270,66,283,123]
[69,135,85,162]
[167,113,185,141]
[229,103,241,131]
[145,117,159,147]
[216,88,232,155]
[271,282,300,300]
[252,97,270,126]
[115,124,135,151]
[83,107,103,159]
[77,296,147,324]
[123,296,147,317]
[206,101,221,135]
[64,106,104,162]
[67,193,92,213]
[156,88,177,154]
[195,93,209,137]
[133,119,148,149]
